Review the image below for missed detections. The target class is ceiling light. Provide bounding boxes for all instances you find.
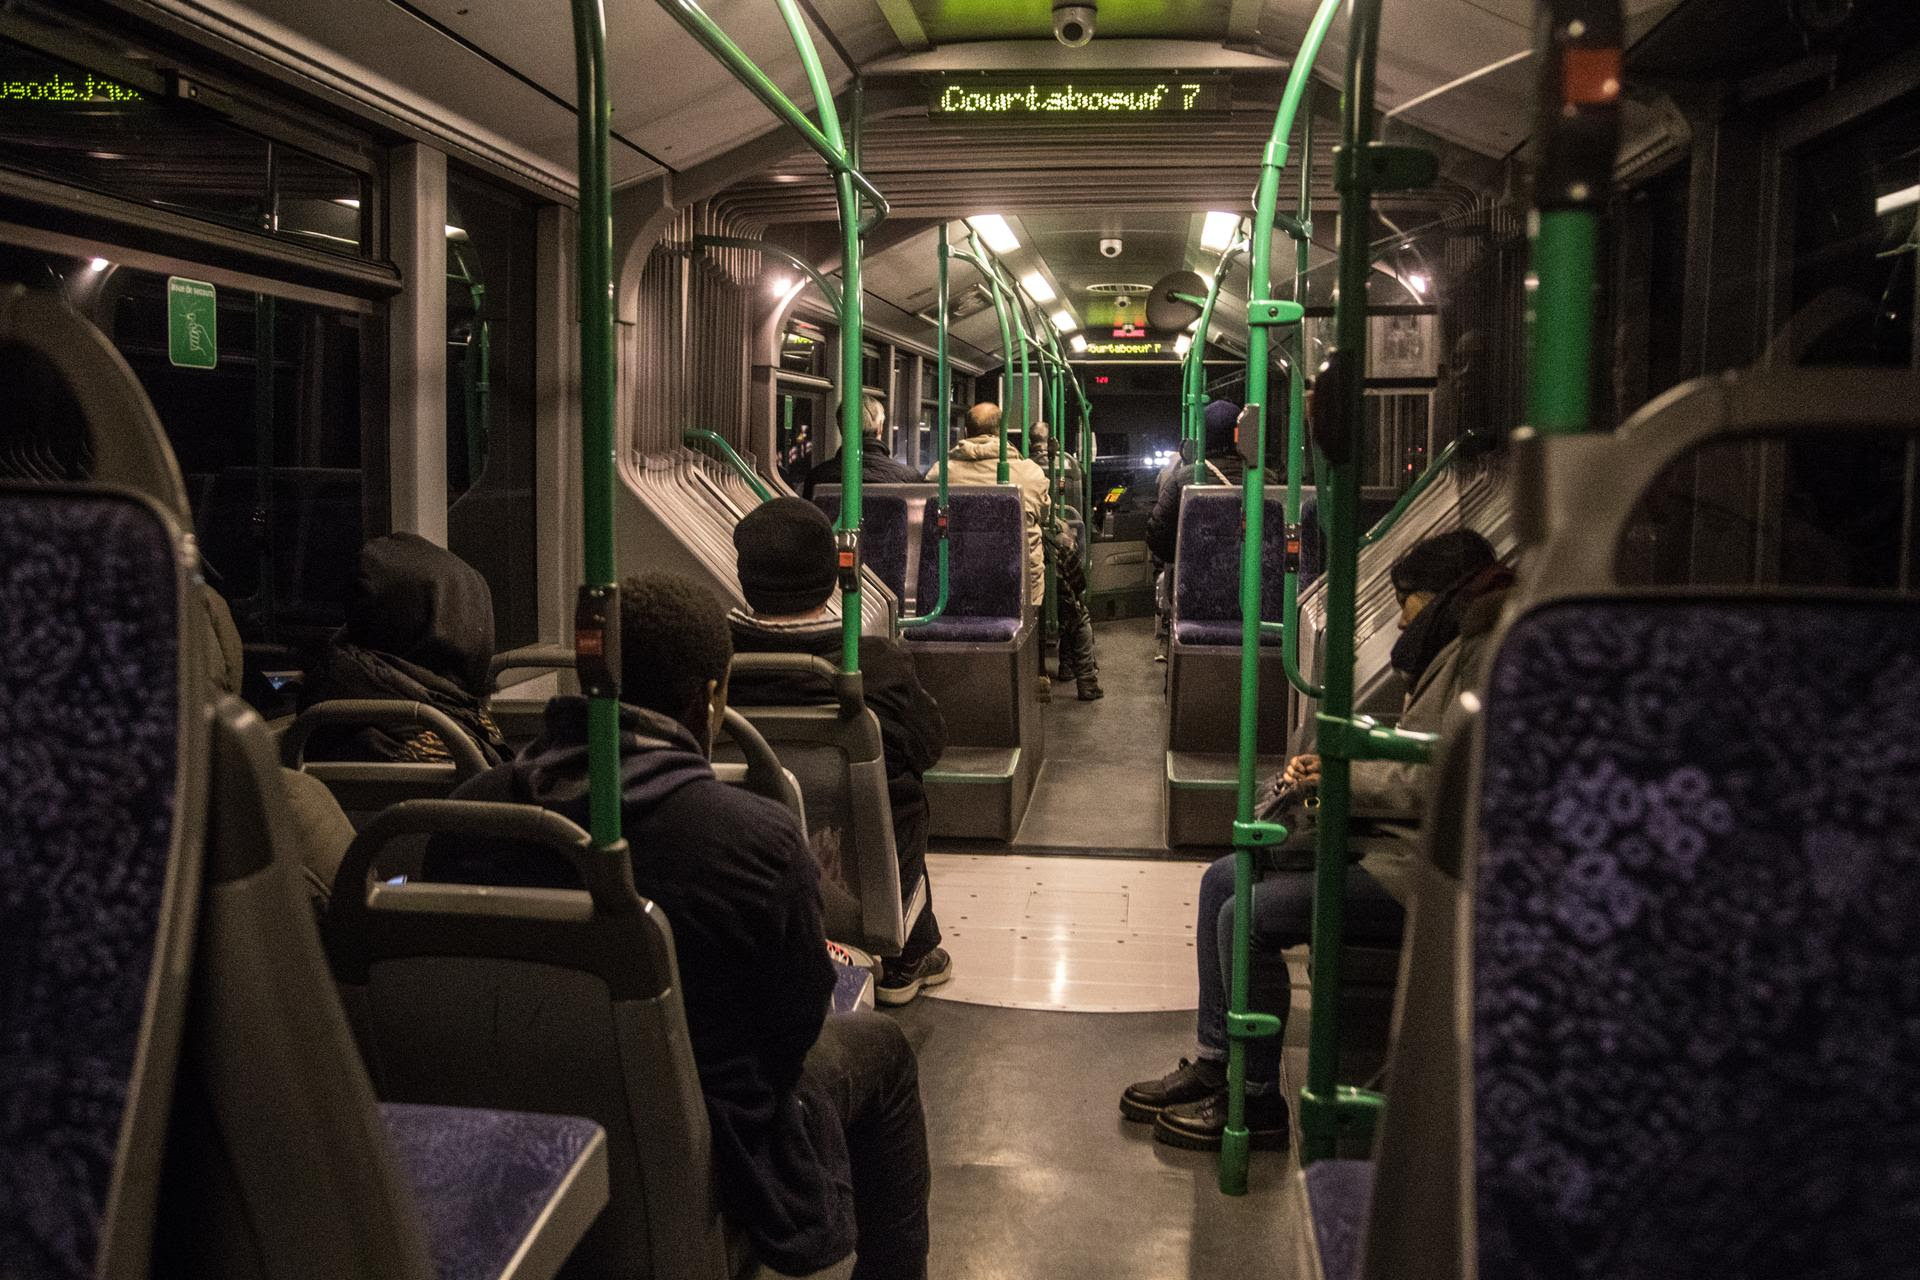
[1049,309,1075,333]
[1069,334,1088,353]
[1200,210,1241,253]
[770,274,793,294]
[334,197,362,209]
[88,257,110,273]
[1174,334,1193,357]
[1019,272,1056,303]
[969,214,1020,254]
[1407,272,1429,296]
[445,225,468,241]
[1877,184,1920,217]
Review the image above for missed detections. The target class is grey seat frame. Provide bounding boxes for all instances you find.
[280,698,491,823]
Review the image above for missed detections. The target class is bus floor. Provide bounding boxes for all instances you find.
[1012,616,1170,855]
[892,996,1298,1279]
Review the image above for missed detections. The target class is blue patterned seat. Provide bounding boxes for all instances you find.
[1302,1160,1373,1280]
[0,488,198,1280]
[1171,489,1288,646]
[1470,599,1920,1279]
[907,488,1025,645]
[810,491,911,604]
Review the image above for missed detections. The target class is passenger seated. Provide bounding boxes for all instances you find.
[801,393,923,499]
[1144,398,1244,566]
[1120,530,1511,1150]
[298,532,507,767]
[935,401,1049,612]
[727,497,954,1004]
[425,572,931,1280]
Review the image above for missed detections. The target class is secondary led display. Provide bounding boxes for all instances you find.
[930,74,1231,119]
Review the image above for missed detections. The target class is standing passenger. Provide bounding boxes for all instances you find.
[728,497,955,1004]
[427,573,931,1280]
[803,394,924,499]
[1031,421,1102,701]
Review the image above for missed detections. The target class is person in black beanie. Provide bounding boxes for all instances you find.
[728,498,953,1006]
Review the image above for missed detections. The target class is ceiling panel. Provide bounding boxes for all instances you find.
[908,0,1234,45]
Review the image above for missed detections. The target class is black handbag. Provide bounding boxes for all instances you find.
[1251,777,1320,874]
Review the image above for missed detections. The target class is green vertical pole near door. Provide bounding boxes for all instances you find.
[1281,99,1325,701]
[569,0,621,852]
[1221,0,1345,1195]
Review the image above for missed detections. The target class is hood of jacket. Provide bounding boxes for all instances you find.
[345,532,496,697]
[950,434,1008,462]
[500,696,715,818]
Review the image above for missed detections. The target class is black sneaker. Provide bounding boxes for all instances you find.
[1076,678,1104,701]
[1119,1057,1226,1123]
[877,947,953,1006]
[1152,1088,1290,1151]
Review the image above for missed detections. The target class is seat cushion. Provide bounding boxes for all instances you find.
[915,489,1024,623]
[1173,619,1284,647]
[0,492,182,1278]
[1171,491,1289,629]
[380,1103,602,1280]
[1473,600,1920,1278]
[1304,1159,1374,1280]
[905,616,1021,644]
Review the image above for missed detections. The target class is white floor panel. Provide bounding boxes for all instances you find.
[924,853,1209,1012]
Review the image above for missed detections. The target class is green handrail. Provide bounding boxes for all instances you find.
[1183,230,1251,482]
[658,0,889,233]
[1359,436,1458,547]
[901,225,955,630]
[951,235,1019,484]
[692,234,841,309]
[1279,92,1324,703]
[570,0,621,853]
[683,429,772,502]
[1221,0,1345,1195]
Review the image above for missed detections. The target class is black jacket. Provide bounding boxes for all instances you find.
[422,697,853,1274]
[801,443,924,500]
[1144,453,1245,564]
[726,615,946,857]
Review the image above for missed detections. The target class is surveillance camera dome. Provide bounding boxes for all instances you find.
[1053,2,1096,47]
[1098,237,1123,259]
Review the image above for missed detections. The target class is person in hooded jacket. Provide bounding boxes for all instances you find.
[726,498,954,1005]
[801,394,923,500]
[1144,398,1246,567]
[1120,529,1512,1152]
[1029,421,1102,700]
[298,532,507,767]
[424,572,931,1280]
[934,401,1050,611]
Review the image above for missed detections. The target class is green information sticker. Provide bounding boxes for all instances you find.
[167,276,217,369]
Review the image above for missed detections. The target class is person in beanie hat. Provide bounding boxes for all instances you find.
[728,498,954,1005]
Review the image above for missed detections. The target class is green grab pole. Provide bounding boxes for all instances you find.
[1360,437,1459,546]
[1528,210,1599,435]
[1185,233,1249,482]
[772,0,863,674]
[1281,95,1326,703]
[958,234,1019,485]
[657,0,889,230]
[570,0,621,853]
[902,225,955,630]
[1223,0,1347,1195]
[683,429,772,502]
[1299,0,1386,1168]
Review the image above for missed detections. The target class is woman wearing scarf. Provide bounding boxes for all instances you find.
[299,532,508,768]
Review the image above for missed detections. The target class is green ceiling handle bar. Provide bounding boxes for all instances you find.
[950,235,1020,483]
[1277,91,1324,704]
[683,429,773,502]
[1183,229,1251,482]
[901,224,956,631]
[658,0,889,234]
[569,0,622,854]
[692,234,842,310]
[1359,436,1458,547]
[1220,0,1345,1196]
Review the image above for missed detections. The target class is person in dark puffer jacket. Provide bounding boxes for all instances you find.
[425,572,931,1280]
[727,498,955,1006]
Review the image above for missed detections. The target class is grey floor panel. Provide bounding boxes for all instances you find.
[892,999,1298,1279]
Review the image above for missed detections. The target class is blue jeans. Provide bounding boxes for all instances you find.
[1193,855,1406,1086]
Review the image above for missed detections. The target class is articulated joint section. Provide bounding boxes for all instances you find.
[1246,299,1306,328]
[1298,1086,1385,1147]
[1231,819,1291,847]
[1226,1010,1282,1041]
[1331,142,1439,194]
[1316,712,1439,764]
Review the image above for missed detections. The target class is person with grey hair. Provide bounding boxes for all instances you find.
[802,393,923,499]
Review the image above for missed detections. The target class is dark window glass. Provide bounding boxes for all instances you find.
[1790,95,1917,368]
[0,245,374,706]
[0,36,367,254]
[777,386,823,487]
[1619,433,1919,590]
[781,318,825,374]
[445,166,538,650]
[861,343,883,390]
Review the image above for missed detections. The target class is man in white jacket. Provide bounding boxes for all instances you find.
[930,402,1049,612]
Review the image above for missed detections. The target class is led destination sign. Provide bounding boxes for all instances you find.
[930,74,1231,119]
